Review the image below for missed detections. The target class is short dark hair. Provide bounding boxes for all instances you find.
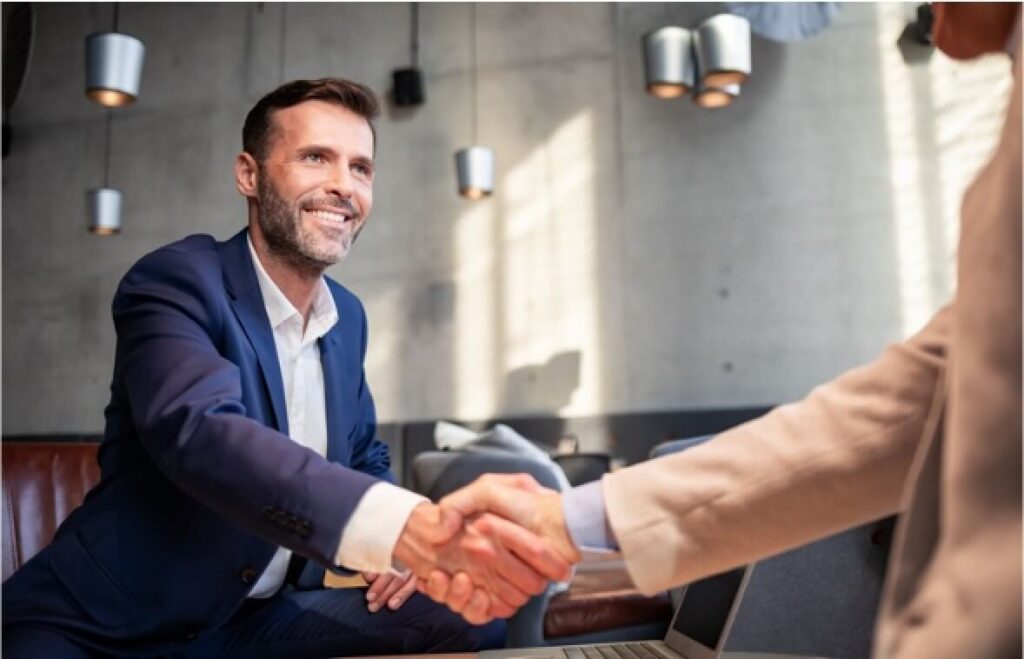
[242,78,380,162]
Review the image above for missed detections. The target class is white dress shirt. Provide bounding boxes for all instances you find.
[246,237,424,598]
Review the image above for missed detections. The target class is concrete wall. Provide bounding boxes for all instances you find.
[2,3,1012,434]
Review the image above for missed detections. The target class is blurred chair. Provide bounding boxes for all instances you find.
[651,435,894,659]
[552,453,611,487]
[411,448,565,501]
[650,434,715,458]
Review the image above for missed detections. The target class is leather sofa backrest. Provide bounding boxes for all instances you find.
[2,442,100,581]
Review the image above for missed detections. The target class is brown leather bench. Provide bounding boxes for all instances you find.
[2,441,100,581]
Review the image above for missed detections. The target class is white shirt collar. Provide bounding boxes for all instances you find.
[246,233,338,340]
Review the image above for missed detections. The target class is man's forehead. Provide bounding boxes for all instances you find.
[269,100,374,152]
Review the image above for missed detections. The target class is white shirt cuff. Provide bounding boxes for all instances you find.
[334,482,428,574]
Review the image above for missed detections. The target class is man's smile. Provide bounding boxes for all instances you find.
[303,206,354,225]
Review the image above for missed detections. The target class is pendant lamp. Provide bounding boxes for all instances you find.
[454,4,494,200]
[85,4,145,107]
[88,111,121,235]
[694,83,741,109]
[88,187,122,235]
[643,26,696,99]
[695,14,751,88]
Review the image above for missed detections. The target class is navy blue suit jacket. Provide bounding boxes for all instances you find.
[3,229,394,652]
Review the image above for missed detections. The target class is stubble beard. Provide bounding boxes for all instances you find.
[255,172,360,277]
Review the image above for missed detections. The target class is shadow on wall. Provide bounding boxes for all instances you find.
[502,350,581,414]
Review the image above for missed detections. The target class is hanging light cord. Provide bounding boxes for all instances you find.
[103,109,112,187]
[410,3,419,68]
[471,4,478,144]
[104,2,119,188]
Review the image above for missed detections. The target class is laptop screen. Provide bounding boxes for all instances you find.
[671,567,748,650]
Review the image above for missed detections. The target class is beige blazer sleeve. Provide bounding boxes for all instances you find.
[603,306,950,595]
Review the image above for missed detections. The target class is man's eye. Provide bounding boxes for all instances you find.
[303,153,324,163]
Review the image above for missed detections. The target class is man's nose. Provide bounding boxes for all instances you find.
[325,163,355,198]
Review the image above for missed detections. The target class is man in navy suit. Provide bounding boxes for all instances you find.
[2,78,569,658]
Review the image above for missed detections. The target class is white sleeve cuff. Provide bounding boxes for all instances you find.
[334,482,428,574]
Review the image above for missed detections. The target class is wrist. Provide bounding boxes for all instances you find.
[540,491,582,564]
[392,502,437,575]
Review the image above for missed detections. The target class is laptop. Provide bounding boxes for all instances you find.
[481,564,812,659]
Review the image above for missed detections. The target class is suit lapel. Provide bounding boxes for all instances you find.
[319,324,348,463]
[220,230,290,436]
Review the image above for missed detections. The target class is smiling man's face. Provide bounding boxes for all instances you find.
[254,100,375,273]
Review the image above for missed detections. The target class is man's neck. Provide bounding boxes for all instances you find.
[248,227,322,324]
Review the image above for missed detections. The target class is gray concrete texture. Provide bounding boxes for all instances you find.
[1,3,1013,433]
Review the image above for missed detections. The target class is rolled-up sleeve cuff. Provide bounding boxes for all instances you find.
[562,478,620,551]
[334,482,428,574]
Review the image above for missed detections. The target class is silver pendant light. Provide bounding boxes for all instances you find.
[454,4,494,200]
[455,146,494,200]
[643,26,696,99]
[85,4,145,107]
[88,111,121,235]
[695,14,751,88]
[694,82,741,109]
[88,187,122,235]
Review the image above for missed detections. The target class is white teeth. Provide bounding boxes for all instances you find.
[308,209,348,223]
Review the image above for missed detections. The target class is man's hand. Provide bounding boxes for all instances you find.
[392,501,573,624]
[363,570,418,612]
[420,474,583,623]
[442,474,581,566]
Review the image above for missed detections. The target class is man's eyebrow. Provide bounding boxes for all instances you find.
[352,154,375,168]
[298,143,337,154]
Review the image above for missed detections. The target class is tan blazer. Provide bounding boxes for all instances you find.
[604,46,1021,659]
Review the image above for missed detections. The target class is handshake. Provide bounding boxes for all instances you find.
[391,474,582,625]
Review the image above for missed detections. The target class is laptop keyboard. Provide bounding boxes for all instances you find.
[565,642,667,659]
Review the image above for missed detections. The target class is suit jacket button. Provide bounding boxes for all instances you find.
[240,567,258,584]
[185,632,199,642]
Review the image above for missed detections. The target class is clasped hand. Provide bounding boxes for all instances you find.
[392,474,581,624]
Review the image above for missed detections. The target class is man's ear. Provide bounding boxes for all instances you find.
[234,152,259,198]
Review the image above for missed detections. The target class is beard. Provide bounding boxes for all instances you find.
[256,170,363,276]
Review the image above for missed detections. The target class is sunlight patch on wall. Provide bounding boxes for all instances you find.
[927,51,1012,276]
[452,110,600,419]
[877,3,936,338]
[501,111,599,416]
[452,201,500,420]
[361,287,404,418]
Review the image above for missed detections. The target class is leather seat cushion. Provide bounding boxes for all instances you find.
[543,560,672,639]
[2,442,100,581]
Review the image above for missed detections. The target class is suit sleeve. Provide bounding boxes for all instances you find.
[603,305,950,594]
[113,246,382,568]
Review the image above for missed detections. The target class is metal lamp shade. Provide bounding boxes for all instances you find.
[695,14,751,88]
[86,32,145,107]
[455,146,494,200]
[643,26,695,99]
[88,187,122,235]
[694,83,741,109]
